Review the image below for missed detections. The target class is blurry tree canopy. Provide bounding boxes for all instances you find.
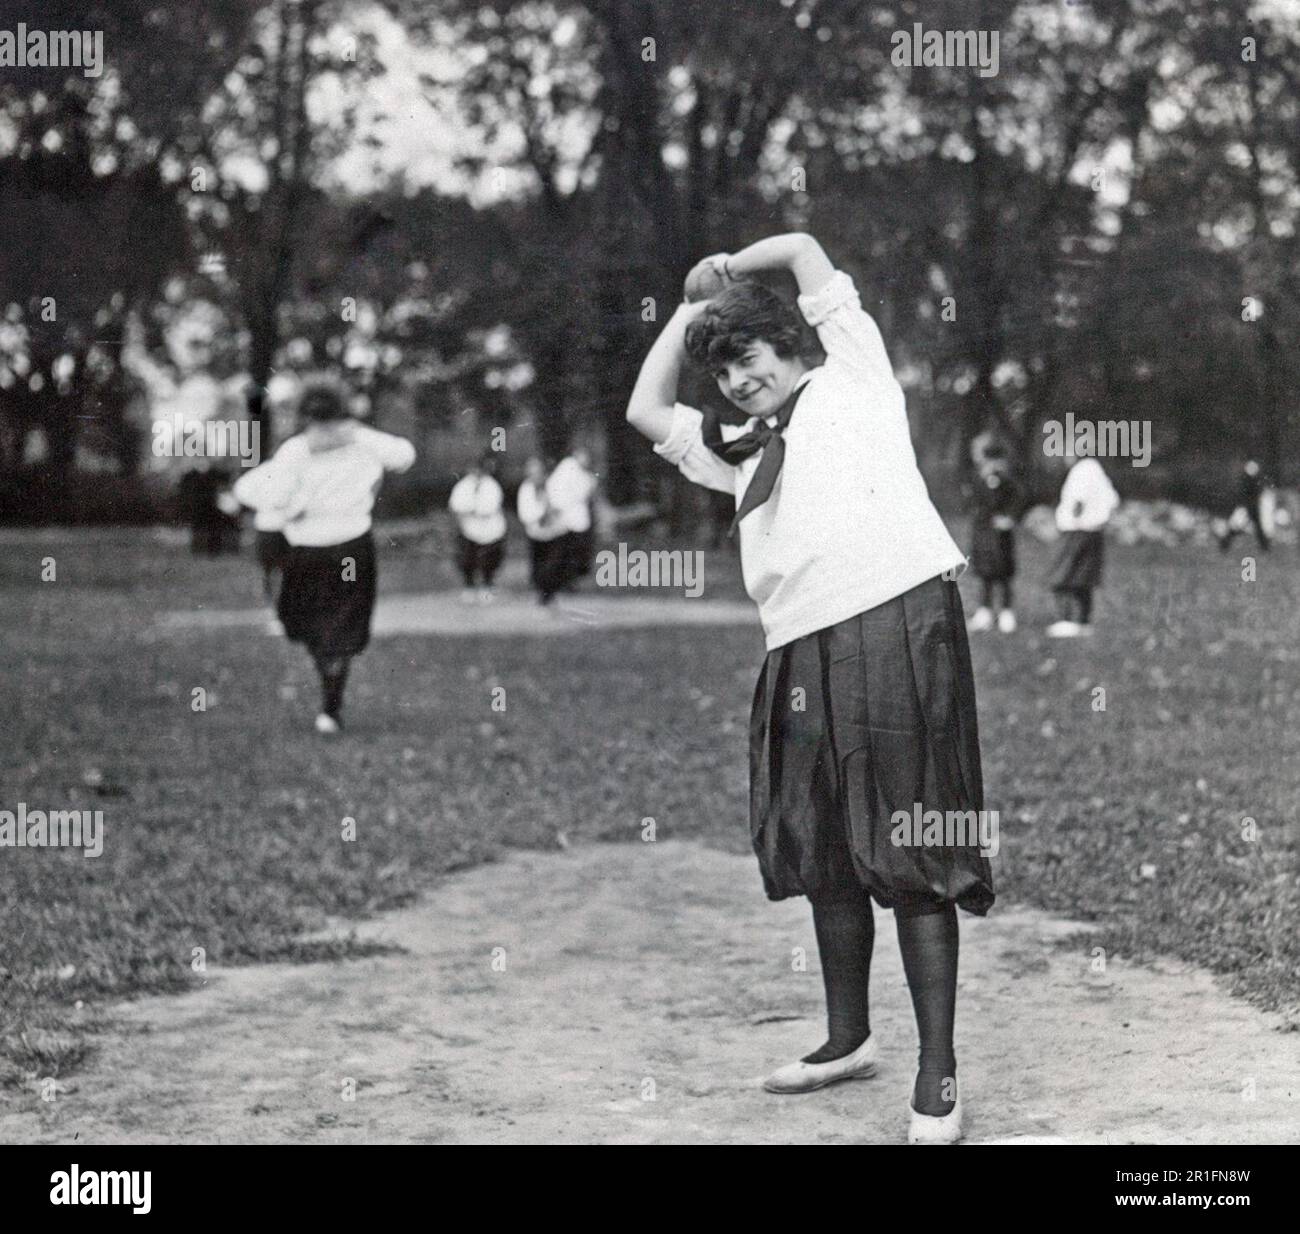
[408,0,1300,502]
[1,0,1298,513]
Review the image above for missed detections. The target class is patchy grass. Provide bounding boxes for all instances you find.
[0,520,1296,1088]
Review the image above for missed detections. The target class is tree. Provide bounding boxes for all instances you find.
[180,0,388,450]
[0,1,258,481]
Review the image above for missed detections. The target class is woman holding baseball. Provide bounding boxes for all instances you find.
[626,234,993,1144]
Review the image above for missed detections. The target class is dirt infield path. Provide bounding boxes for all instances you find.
[3,841,1296,1145]
[156,590,759,638]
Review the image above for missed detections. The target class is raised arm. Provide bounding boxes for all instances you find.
[626,300,709,445]
[626,300,735,495]
[711,232,893,388]
[724,232,835,298]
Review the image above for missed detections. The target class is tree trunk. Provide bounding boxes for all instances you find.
[533,331,570,462]
[1243,63,1284,481]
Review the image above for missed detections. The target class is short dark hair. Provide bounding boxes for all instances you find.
[299,380,350,422]
[684,281,810,372]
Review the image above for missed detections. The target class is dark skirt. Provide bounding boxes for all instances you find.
[276,532,377,658]
[1049,530,1105,592]
[557,528,595,587]
[456,533,505,585]
[970,522,1015,582]
[255,529,291,572]
[749,574,995,915]
[528,536,566,598]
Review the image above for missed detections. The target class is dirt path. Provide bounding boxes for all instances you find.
[3,840,1296,1145]
[156,590,759,638]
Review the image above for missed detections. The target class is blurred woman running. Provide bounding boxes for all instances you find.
[233,381,415,733]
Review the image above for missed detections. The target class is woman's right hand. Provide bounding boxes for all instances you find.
[682,255,734,303]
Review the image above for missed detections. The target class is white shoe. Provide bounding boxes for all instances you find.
[314,713,340,735]
[762,1035,879,1094]
[1046,620,1082,638]
[997,609,1017,634]
[909,1089,964,1144]
[966,606,994,633]
[477,587,495,604]
[459,588,475,604]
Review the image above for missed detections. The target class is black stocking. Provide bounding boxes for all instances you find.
[896,902,959,1116]
[1077,588,1093,625]
[313,654,352,720]
[802,887,875,1064]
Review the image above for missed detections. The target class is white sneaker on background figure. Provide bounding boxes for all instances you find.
[997,609,1017,634]
[967,606,994,633]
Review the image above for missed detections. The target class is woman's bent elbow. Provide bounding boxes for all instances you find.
[626,401,672,445]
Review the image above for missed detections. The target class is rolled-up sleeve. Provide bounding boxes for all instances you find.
[232,440,300,512]
[798,270,894,385]
[231,464,267,510]
[652,403,736,495]
[357,424,416,473]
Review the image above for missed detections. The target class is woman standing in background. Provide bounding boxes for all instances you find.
[517,455,567,604]
[1046,445,1120,638]
[448,452,508,603]
[966,444,1022,635]
[547,447,599,593]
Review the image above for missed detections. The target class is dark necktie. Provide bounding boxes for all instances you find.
[703,379,810,535]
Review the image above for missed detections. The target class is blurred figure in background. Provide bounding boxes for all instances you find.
[517,455,566,605]
[706,486,736,549]
[232,461,291,602]
[1212,459,1274,553]
[251,508,291,603]
[968,426,1005,476]
[965,442,1022,635]
[213,467,244,554]
[548,445,599,593]
[1046,444,1120,638]
[179,464,229,556]
[233,380,415,734]
[448,451,508,603]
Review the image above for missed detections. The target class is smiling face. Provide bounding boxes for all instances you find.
[683,280,812,418]
[711,338,808,419]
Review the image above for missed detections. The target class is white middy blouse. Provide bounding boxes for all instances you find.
[233,422,415,547]
[654,269,966,651]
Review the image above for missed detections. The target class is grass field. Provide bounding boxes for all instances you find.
[1,519,1297,1088]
